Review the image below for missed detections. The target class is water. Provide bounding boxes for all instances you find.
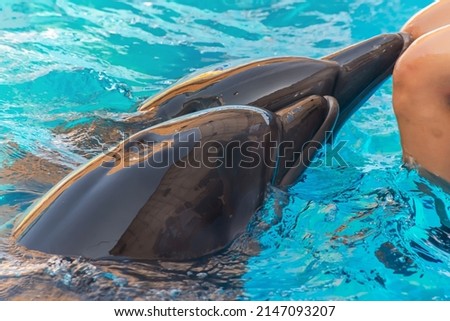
[1,0,448,300]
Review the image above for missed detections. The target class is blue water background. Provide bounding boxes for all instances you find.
[1,0,449,300]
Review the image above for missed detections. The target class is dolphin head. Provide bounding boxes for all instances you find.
[135,33,411,134]
[13,96,339,261]
[14,106,280,260]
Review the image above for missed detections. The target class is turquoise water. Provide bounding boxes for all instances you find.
[1,0,449,300]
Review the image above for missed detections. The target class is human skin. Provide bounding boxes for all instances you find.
[402,0,450,40]
[393,15,450,183]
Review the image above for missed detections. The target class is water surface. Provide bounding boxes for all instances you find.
[1,0,449,300]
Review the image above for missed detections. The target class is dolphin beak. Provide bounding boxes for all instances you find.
[322,32,412,131]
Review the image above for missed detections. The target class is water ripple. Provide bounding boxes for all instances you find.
[1,0,445,301]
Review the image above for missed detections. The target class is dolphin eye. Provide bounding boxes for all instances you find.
[182,100,203,114]
[180,97,224,116]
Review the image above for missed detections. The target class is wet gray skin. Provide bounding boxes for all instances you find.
[14,33,410,261]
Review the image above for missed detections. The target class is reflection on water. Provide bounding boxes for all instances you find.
[1,0,448,301]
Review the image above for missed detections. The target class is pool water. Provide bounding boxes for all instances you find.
[1,0,448,300]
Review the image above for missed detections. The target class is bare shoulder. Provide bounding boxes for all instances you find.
[402,1,450,40]
[394,24,450,85]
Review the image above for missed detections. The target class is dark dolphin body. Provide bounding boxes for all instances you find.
[14,33,410,260]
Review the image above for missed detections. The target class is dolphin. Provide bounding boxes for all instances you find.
[13,33,411,261]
